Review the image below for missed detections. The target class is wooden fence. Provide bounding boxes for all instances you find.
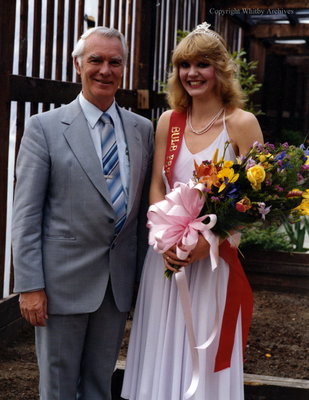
[2,0,231,302]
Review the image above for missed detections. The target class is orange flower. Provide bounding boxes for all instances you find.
[194,160,220,190]
[235,196,252,213]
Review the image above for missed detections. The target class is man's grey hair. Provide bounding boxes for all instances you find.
[72,26,128,66]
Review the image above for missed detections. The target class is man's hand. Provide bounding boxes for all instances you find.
[19,290,48,327]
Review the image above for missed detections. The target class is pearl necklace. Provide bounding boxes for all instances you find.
[187,107,224,135]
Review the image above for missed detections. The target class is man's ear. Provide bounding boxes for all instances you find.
[74,57,81,75]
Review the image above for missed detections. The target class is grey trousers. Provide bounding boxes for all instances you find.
[35,282,127,400]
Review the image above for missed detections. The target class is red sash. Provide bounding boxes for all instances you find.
[164,110,187,187]
[164,110,253,372]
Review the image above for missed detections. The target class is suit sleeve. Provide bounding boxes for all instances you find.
[12,115,50,293]
[136,120,154,281]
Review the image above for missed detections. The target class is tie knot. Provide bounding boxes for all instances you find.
[101,112,113,126]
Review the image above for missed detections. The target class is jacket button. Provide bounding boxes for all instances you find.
[108,218,115,224]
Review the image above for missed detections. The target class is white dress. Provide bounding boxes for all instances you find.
[122,116,245,400]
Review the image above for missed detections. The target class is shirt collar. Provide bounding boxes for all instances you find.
[78,93,117,128]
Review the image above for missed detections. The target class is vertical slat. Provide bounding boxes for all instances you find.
[153,0,161,92]
[77,0,85,38]
[199,0,207,23]
[125,0,133,89]
[32,0,42,77]
[0,0,16,298]
[104,0,111,26]
[66,0,76,82]
[43,0,55,111]
[120,0,127,88]
[55,0,65,108]
[44,0,55,79]
[121,0,127,34]
[19,0,28,76]
[31,0,42,115]
[56,0,65,81]
[132,0,156,116]
[76,0,85,83]
[98,0,104,26]
[167,0,176,66]
[16,0,28,152]
[114,0,119,29]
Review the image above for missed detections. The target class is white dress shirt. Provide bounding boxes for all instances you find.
[78,93,130,201]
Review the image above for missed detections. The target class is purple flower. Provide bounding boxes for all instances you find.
[275,185,284,192]
[258,202,271,220]
[246,157,256,169]
[211,196,220,203]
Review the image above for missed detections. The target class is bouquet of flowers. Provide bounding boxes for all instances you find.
[194,141,309,237]
[147,141,309,278]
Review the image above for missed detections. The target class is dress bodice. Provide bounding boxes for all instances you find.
[171,112,237,187]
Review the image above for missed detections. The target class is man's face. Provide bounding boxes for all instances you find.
[74,34,125,111]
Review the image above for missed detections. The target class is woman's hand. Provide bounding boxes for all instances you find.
[163,234,211,272]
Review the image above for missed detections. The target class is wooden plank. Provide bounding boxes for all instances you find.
[250,23,309,39]
[43,0,55,112]
[32,0,42,77]
[0,1,16,296]
[113,0,119,29]
[19,0,28,76]
[31,0,42,115]
[66,0,75,81]
[209,0,309,9]
[125,0,133,88]
[104,0,111,27]
[56,0,65,81]
[9,75,168,109]
[98,0,104,26]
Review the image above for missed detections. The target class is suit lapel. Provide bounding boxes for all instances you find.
[118,107,143,215]
[61,100,113,208]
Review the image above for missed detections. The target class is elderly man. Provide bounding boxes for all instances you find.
[12,26,153,400]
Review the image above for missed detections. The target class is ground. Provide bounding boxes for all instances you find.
[0,289,308,400]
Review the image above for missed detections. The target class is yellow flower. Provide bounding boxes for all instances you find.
[212,148,219,164]
[294,199,309,216]
[302,189,309,199]
[217,167,239,192]
[247,164,266,190]
[259,155,266,163]
[223,160,234,169]
[305,155,309,166]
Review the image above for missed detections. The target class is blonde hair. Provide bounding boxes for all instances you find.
[167,30,245,112]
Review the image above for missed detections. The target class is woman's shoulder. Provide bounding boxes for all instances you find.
[225,107,264,154]
[226,108,259,127]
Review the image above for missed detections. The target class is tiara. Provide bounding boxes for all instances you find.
[189,22,220,41]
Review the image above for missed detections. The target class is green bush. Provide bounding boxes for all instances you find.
[239,224,293,252]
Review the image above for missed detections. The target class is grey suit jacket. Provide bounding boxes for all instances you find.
[12,98,154,314]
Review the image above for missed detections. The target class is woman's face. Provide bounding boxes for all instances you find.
[178,59,216,100]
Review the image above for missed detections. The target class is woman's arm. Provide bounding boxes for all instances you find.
[149,110,173,204]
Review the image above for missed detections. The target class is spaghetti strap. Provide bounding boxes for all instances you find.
[222,110,226,131]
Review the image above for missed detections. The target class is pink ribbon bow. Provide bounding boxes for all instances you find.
[147,180,218,269]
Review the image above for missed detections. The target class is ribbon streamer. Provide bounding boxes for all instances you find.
[175,239,220,399]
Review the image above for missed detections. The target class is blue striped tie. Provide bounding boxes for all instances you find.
[101,113,126,234]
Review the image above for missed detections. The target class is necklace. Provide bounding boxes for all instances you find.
[187,107,224,135]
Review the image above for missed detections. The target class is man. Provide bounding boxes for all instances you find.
[12,26,153,399]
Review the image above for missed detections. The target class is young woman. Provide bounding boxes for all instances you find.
[122,23,263,400]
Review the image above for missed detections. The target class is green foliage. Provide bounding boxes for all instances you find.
[239,224,293,252]
[231,49,264,116]
[280,215,309,252]
[176,29,189,43]
[280,129,305,146]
